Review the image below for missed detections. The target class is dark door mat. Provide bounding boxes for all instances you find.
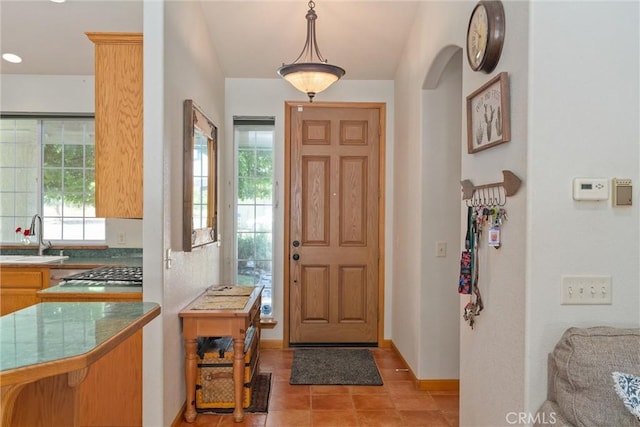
[290,348,383,385]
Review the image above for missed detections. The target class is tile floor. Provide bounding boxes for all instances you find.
[180,347,459,427]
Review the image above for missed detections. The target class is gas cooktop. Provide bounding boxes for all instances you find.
[62,266,142,286]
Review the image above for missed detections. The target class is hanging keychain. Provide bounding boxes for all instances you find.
[488,208,506,249]
[463,206,483,329]
[458,206,474,295]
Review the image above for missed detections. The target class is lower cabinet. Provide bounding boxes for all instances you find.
[0,267,50,315]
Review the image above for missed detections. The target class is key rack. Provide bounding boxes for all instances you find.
[461,170,521,207]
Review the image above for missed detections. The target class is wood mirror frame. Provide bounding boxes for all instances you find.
[183,99,218,251]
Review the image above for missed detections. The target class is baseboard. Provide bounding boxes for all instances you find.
[170,401,186,427]
[390,341,459,392]
[259,339,284,349]
[417,379,460,392]
[379,339,392,348]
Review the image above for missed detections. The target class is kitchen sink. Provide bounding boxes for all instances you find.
[0,255,69,264]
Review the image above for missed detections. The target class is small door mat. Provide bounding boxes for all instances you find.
[290,348,383,385]
[196,372,272,414]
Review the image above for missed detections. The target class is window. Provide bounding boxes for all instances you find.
[0,117,105,243]
[234,118,274,316]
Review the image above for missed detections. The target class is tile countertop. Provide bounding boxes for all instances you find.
[0,257,142,269]
[0,302,159,374]
[0,248,142,269]
[38,283,142,295]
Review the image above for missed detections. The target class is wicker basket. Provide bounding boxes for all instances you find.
[195,327,259,409]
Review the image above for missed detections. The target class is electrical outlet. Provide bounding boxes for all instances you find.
[436,241,447,257]
[561,275,612,305]
[117,232,126,245]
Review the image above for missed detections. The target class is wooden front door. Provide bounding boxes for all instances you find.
[286,102,383,344]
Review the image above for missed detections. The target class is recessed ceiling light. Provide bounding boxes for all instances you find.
[50,0,66,3]
[2,53,22,64]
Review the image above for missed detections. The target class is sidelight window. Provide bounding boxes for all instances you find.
[234,117,275,317]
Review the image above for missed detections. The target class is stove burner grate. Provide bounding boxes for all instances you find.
[62,266,143,284]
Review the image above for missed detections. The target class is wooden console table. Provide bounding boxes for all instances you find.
[179,286,261,423]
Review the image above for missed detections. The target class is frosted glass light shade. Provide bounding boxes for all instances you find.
[278,63,345,100]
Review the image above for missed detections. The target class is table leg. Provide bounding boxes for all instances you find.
[232,335,245,422]
[184,338,198,423]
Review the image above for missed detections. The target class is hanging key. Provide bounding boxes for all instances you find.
[464,302,476,329]
[483,207,491,223]
[498,208,507,224]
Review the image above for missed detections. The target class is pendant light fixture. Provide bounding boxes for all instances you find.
[277,1,345,102]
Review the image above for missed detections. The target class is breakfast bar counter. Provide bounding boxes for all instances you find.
[0,301,160,426]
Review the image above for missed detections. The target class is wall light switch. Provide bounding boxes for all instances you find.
[561,275,612,305]
[436,241,447,257]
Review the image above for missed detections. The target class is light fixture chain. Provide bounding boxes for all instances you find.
[276,0,345,102]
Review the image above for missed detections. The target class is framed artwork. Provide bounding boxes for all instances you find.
[466,72,510,153]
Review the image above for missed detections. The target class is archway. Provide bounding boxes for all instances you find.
[417,45,463,385]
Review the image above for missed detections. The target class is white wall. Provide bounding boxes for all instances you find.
[0,75,94,113]
[143,0,226,424]
[459,1,530,424]
[526,0,640,416]
[392,0,472,382]
[142,3,164,425]
[396,1,639,426]
[395,1,529,425]
[224,78,396,342]
[420,49,462,380]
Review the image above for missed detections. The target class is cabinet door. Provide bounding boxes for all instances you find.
[0,289,40,315]
[87,32,143,219]
[0,268,49,315]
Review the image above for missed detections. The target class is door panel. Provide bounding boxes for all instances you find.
[340,156,367,246]
[338,266,367,322]
[289,104,380,344]
[300,265,330,322]
[301,156,330,245]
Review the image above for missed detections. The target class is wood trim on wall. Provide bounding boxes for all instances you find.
[390,341,459,392]
[417,379,460,392]
[259,339,285,349]
[170,402,187,427]
[283,101,387,348]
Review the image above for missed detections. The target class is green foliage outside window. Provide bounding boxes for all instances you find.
[237,149,272,202]
[42,143,95,209]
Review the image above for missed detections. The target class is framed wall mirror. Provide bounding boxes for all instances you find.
[183,99,218,251]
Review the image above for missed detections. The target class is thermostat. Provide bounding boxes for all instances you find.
[572,178,609,201]
[612,178,632,206]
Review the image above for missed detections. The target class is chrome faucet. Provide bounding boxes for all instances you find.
[29,214,52,256]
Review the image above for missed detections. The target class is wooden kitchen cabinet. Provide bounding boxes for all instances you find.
[86,32,143,218]
[0,267,50,315]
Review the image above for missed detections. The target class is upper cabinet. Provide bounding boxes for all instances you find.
[86,32,143,218]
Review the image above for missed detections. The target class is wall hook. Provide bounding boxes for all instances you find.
[461,170,522,204]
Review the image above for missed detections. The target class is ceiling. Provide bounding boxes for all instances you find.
[0,0,420,80]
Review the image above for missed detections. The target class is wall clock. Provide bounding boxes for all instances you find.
[466,0,505,73]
